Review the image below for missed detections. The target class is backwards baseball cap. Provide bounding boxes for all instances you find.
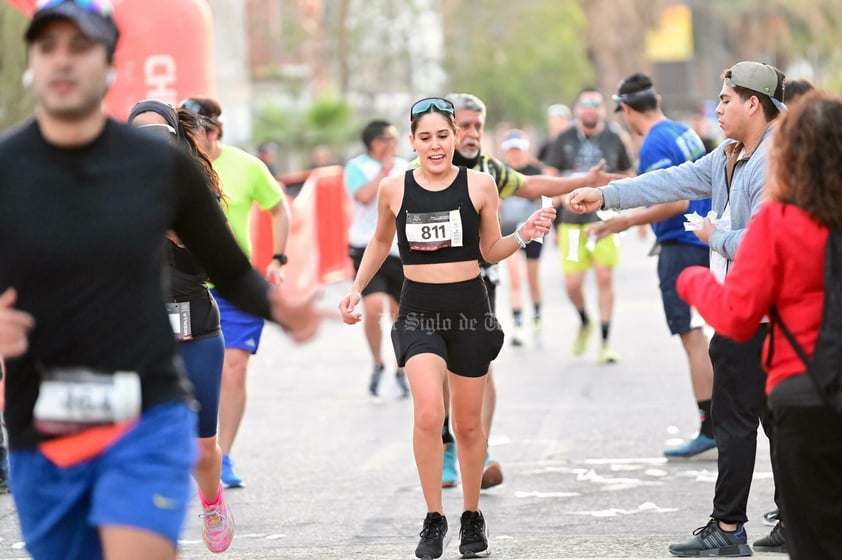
[501,129,530,151]
[725,61,786,112]
[25,0,119,58]
[612,73,657,113]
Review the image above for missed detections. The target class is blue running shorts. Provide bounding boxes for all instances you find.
[10,402,197,560]
[211,288,265,353]
[658,242,710,335]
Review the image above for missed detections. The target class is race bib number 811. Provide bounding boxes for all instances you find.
[405,209,463,251]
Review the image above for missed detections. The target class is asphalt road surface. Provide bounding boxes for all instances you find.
[0,235,784,559]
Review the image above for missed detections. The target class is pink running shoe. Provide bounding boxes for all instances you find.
[199,484,235,553]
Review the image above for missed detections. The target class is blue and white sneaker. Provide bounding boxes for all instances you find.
[221,454,245,488]
[664,434,716,460]
[442,442,458,488]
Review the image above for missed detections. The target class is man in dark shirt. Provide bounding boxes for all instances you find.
[0,2,318,559]
[543,87,635,364]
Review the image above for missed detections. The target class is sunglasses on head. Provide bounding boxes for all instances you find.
[612,88,656,106]
[179,98,219,120]
[410,97,455,120]
[36,0,113,16]
[179,99,220,132]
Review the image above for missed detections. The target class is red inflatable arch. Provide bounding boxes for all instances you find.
[8,0,216,119]
[250,167,354,299]
[10,0,351,296]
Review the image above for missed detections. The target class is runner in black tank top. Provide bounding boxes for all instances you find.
[396,167,480,265]
[339,97,556,560]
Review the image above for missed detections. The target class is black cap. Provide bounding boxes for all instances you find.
[25,0,119,58]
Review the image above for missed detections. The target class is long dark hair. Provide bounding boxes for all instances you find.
[768,90,842,230]
[176,107,225,207]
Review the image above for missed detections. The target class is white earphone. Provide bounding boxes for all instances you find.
[22,69,116,88]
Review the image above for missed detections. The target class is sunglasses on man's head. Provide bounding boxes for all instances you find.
[410,97,455,120]
[36,0,113,16]
[612,88,656,106]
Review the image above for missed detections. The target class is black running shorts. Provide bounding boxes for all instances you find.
[391,276,504,377]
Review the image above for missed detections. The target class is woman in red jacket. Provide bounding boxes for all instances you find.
[677,90,842,560]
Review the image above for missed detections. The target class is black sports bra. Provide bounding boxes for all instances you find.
[396,167,481,265]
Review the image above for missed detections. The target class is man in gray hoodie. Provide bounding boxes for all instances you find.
[567,61,788,557]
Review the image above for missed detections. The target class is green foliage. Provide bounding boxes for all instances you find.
[0,3,34,131]
[252,102,290,144]
[307,94,353,132]
[778,0,842,91]
[442,0,591,129]
[252,92,358,157]
[710,0,842,92]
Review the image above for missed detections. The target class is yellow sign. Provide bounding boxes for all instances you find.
[645,4,694,62]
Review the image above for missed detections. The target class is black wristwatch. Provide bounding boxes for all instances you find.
[272,253,288,265]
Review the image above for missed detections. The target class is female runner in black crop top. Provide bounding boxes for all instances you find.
[339,98,555,559]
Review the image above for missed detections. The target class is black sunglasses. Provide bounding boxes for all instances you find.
[410,97,455,120]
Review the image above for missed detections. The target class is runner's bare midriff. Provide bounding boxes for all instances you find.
[403,260,481,284]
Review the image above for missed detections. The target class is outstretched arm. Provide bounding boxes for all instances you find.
[171,152,319,342]
[587,201,690,240]
[516,160,624,199]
